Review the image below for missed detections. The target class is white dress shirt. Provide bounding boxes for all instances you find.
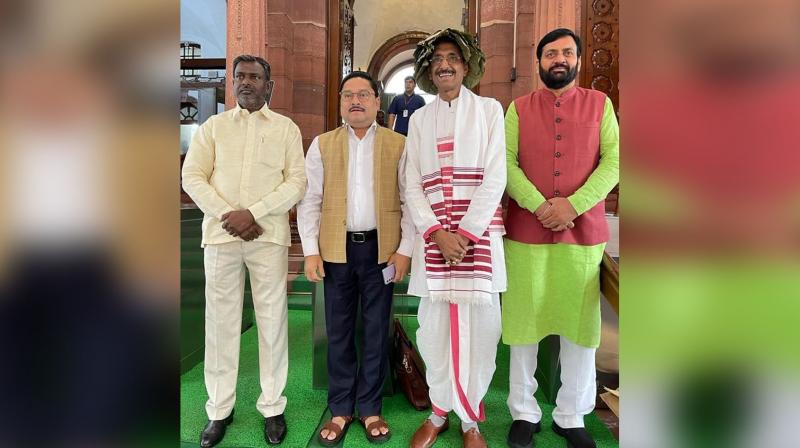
[297,122,415,258]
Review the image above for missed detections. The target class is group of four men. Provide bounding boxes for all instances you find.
[182,27,619,448]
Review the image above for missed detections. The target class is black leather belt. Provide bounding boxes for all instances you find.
[347,229,377,243]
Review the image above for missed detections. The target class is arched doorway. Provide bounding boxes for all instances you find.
[326,0,474,130]
[366,31,429,80]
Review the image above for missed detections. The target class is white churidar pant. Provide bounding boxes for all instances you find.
[507,337,596,428]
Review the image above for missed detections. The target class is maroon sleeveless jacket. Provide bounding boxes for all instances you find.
[506,87,609,245]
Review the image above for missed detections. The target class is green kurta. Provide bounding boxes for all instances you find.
[502,98,619,348]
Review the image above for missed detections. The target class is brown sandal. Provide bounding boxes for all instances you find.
[318,416,353,446]
[360,415,391,444]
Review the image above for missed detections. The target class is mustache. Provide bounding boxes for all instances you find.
[549,63,570,71]
[349,105,365,112]
[435,68,455,75]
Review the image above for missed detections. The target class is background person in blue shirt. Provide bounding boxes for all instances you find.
[387,76,426,136]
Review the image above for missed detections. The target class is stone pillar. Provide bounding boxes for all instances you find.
[479,0,580,109]
[226,0,327,151]
[226,0,268,109]
[282,0,327,151]
[480,0,515,108]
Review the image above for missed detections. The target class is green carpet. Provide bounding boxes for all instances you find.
[181,311,617,447]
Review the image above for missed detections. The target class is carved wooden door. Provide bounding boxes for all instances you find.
[581,0,619,112]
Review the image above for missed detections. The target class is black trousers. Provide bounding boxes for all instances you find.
[323,237,393,417]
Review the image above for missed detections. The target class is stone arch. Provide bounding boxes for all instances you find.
[366,31,430,81]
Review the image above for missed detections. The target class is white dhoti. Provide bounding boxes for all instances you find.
[417,293,502,423]
[203,241,289,420]
[507,337,596,428]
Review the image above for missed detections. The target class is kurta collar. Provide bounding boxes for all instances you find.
[436,87,464,107]
[538,85,578,103]
[233,102,272,120]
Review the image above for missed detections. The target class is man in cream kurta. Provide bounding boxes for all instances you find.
[182,55,306,447]
[405,29,506,448]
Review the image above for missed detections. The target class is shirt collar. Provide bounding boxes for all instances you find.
[345,121,378,138]
[233,102,271,120]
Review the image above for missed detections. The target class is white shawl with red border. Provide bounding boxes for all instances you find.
[404,86,507,306]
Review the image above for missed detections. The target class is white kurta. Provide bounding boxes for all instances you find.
[405,92,507,297]
[404,88,506,423]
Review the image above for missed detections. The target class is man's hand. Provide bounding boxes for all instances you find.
[221,210,256,236]
[454,233,470,249]
[387,253,411,282]
[304,255,325,282]
[538,197,578,229]
[238,223,264,241]
[432,230,467,264]
[534,200,552,218]
[551,221,575,232]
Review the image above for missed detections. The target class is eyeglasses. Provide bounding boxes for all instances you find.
[430,54,462,66]
[340,90,375,102]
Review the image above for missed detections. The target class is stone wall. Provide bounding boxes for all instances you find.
[226,0,328,151]
[480,0,580,110]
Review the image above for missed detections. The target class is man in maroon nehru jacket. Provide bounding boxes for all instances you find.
[503,28,619,448]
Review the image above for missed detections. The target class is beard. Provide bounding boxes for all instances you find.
[539,63,578,89]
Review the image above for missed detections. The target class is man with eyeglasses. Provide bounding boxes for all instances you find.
[297,71,414,446]
[182,54,306,447]
[404,29,507,448]
[503,28,619,448]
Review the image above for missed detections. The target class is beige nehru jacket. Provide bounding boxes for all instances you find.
[316,126,406,263]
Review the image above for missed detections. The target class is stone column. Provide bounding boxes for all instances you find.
[479,0,581,108]
[480,0,515,108]
[282,0,327,151]
[226,0,268,109]
[225,0,328,152]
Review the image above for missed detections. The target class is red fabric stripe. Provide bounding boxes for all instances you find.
[457,228,480,244]
[437,141,454,151]
[432,404,448,417]
[423,178,443,190]
[425,265,493,273]
[449,304,484,423]
[424,224,444,240]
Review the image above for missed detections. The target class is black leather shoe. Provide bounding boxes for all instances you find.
[264,413,287,445]
[551,422,596,448]
[507,419,541,448]
[199,410,234,448]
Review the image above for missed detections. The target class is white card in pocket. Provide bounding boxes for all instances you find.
[382,264,396,284]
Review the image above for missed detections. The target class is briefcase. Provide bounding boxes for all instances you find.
[392,318,431,410]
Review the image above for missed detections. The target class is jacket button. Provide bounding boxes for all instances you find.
[556,134,562,140]
[554,190,561,196]
[555,152,562,158]
[554,171,561,176]
[555,117,562,123]
[555,102,561,107]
